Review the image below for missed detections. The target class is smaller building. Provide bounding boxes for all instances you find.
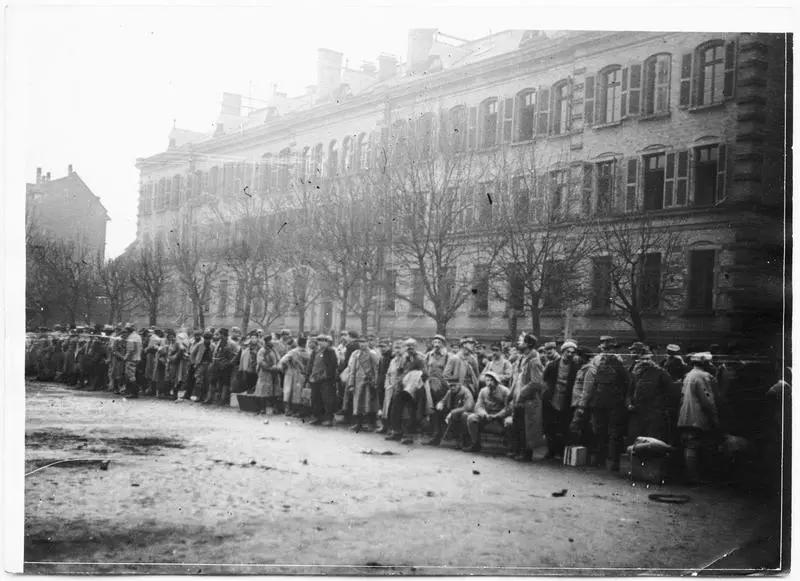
[26,165,109,259]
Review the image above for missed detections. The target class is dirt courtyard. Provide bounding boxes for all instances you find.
[23,381,784,575]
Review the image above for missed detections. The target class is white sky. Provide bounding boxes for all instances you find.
[4,1,794,258]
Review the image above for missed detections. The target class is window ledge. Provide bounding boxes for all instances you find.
[687,102,727,113]
[638,112,672,122]
[591,120,623,130]
[547,130,582,141]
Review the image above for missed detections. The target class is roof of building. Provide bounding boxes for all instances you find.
[27,171,109,221]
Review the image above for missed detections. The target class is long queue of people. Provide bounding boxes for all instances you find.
[26,324,786,487]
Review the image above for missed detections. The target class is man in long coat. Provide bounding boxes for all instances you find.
[345,336,380,432]
[505,334,545,462]
[279,336,311,416]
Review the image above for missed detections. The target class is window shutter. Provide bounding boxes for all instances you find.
[676,150,689,206]
[581,163,594,216]
[679,53,694,107]
[723,41,736,98]
[533,172,546,221]
[467,106,478,149]
[625,158,638,212]
[536,87,550,135]
[664,152,676,207]
[584,76,595,126]
[621,67,628,119]
[628,64,642,115]
[566,77,574,131]
[570,76,585,131]
[716,144,727,203]
[502,97,514,143]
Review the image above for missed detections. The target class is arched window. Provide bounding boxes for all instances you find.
[357,133,369,170]
[341,135,353,173]
[390,119,408,160]
[551,80,571,134]
[515,89,536,142]
[312,143,323,177]
[448,105,466,151]
[597,66,622,124]
[479,98,498,148]
[416,113,434,157]
[643,53,671,116]
[327,140,339,177]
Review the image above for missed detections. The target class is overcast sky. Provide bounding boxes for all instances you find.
[5,1,792,258]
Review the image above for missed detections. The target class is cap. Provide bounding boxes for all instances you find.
[484,371,502,384]
[459,337,476,346]
[403,338,417,347]
[124,323,135,331]
[561,340,578,352]
[520,334,538,348]
[231,326,241,335]
[666,344,681,354]
[433,334,447,343]
[280,329,291,336]
[316,334,333,342]
[599,335,615,343]
[628,341,647,353]
[690,352,713,362]
[202,332,213,339]
[218,328,229,336]
[543,341,557,350]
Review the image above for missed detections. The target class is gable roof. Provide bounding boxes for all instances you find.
[28,172,109,221]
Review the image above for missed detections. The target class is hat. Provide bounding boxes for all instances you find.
[231,326,241,335]
[316,334,332,342]
[219,328,229,336]
[666,344,681,354]
[690,352,713,362]
[459,337,476,346]
[490,343,501,351]
[103,324,113,332]
[124,323,135,331]
[433,334,447,343]
[402,338,417,347]
[561,340,578,352]
[543,341,557,350]
[202,331,213,339]
[484,371,502,384]
[520,333,538,348]
[280,329,291,336]
[628,341,647,353]
[599,335,615,343]
[347,330,359,339]
[248,329,259,337]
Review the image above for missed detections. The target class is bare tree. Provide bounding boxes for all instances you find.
[95,255,136,324]
[487,145,594,339]
[380,116,498,335]
[169,231,219,330]
[129,242,171,326]
[595,213,685,340]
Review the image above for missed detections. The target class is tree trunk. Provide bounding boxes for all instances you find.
[339,287,348,332]
[530,305,542,339]
[435,318,448,336]
[631,310,647,340]
[149,300,158,326]
[241,297,251,334]
[360,307,368,336]
[298,305,306,335]
[507,311,518,342]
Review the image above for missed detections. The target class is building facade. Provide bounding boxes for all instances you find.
[26,165,109,259]
[133,30,788,352]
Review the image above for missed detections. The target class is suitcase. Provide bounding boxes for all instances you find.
[563,445,588,466]
[237,394,268,413]
[620,452,669,484]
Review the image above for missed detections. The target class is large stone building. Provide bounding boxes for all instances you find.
[133,30,788,352]
[26,165,109,259]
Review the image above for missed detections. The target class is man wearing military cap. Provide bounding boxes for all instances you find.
[308,334,339,426]
[425,334,450,406]
[662,344,689,382]
[678,352,719,483]
[443,338,479,397]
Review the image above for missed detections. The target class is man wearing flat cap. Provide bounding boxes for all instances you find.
[425,334,450,407]
[541,340,581,459]
[662,344,689,382]
[576,335,630,470]
[308,334,339,426]
[443,338,479,397]
[505,333,545,461]
[480,343,512,386]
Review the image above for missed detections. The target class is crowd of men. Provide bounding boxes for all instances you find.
[26,324,786,486]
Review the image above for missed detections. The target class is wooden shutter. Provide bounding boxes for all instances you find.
[664,152,676,207]
[536,87,550,135]
[679,52,694,107]
[625,158,638,212]
[723,41,736,98]
[502,97,514,143]
[570,76,585,131]
[716,144,727,203]
[467,106,478,149]
[676,150,689,206]
[582,163,594,216]
[584,76,595,126]
[533,172,546,221]
[627,64,642,115]
[621,67,628,119]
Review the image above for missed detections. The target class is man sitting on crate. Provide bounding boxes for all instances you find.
[424,377,475,448]
[464,371,510,453]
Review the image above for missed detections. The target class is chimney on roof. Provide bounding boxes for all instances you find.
[407,28,437,73]
[68,164,73,175]
[317,48,343,100]
[377,54,398,81]
[36,167,42,184]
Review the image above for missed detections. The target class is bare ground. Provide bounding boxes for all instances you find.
[23,382,783,575]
